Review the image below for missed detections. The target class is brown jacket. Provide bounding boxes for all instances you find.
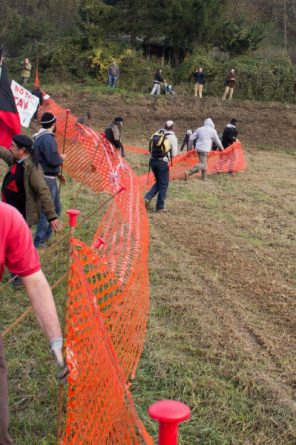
[0,147,57,226]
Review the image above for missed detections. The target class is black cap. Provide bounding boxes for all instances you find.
[13,134,33,151]
[230,118,237,125]
[114,116,123,123]
[41,112,56,126]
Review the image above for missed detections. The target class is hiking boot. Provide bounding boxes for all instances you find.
[201,171,207,181]
[144,199,150,209]
[156,208,169,213]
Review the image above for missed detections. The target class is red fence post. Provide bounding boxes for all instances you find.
[148,400,191,445]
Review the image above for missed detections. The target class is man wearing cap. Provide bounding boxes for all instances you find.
[104,116,125,157]
[33,112,66,248]
[0,134,62,286]
[144,120,178,212]
[222,118,238,148]
[0,201,68,445]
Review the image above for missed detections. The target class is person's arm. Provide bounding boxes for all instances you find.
[0,147,13,165]
[170,134,178,157]
[29,165,62,230]
[112,126,121,148]
[213,130,224,150]
[189,130,198,149]
[22,270,62,341]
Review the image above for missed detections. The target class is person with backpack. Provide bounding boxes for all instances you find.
[150,69,165,96]
[144,120,178,212]
[185,118,223,181]
[104,116,125,157]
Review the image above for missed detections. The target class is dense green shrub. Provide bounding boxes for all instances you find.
[174,48,296,102]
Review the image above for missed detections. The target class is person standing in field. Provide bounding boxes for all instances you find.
[21,58,31,86]
[33,112,65,248]
[108,60,119,88]
[222,68,236,100]
[193,67,205,98]
[0,201,68,445]
[185,118,223,181]
[150,69,165,96]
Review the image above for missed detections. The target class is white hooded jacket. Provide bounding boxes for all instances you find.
[189,118,223,153]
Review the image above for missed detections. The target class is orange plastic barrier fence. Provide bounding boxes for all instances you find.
[40,97,246,444]
[137,141,247,190]
[40,98,151,443]
[63,239,152,444]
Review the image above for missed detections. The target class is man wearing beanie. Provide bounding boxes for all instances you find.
[33,112,66,248]
[144,120,178,212]
[104,116,125,157]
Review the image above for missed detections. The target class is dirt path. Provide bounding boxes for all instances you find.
[52,91,296,151]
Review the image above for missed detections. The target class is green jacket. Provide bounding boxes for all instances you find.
[0,147,57,226]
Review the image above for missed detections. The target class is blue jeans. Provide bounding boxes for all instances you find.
[108,76,117,88]
[145,159,169,210]
[34,177,61,247]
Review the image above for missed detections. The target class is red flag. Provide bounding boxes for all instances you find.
[0,63,21,148]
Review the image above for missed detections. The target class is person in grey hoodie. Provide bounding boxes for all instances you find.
[185,118,223,181]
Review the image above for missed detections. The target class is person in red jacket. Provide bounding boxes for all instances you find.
[0,202,68,445]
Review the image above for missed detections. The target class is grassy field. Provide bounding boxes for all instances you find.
[1,92,296,444]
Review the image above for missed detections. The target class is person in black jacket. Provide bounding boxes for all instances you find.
[193,67,205,98]
[104,116,125,157]
[222,118,238,148]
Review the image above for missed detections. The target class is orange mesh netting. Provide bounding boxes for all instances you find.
[39,97,246,444]
[137,141,246,190]
[64,239,152,445]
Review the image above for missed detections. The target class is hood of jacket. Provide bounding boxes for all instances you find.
[204,118,215,128]
[33,128,53,141]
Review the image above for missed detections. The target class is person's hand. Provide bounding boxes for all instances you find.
[57,174,66,185]
[60,154,66,161]
[50,218,63,231]
[50,338,69,384]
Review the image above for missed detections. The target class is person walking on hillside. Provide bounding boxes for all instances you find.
[144,120,178,212]
[108,60,119,88]
[150,69,165,96]
[21,58,31,86]
[185,118,223,181]
[33,112,66,248]
[222,69,236,100]
[193,67,205,98]
[104,116,125,157]
[0,201,68,445]
[222,118,238,148]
